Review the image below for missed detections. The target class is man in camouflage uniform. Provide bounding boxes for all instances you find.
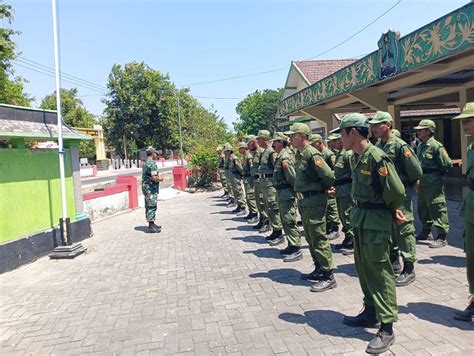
[238,141,258,222]
[333,113,405,354]
[258,130,283,239]
[271,132,303,262]
[370,111,423,287]
[310,133,340,240]
[223,143,236,207]
[286,123,337,292]
[328,133,354,255]
[415,119,453,248]
[248,135,270,231]
[223,143,246,215]
[142,147,164,233]
[216,146,229,199]
[452,103,474,321]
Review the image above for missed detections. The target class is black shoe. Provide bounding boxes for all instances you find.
[416,229,433,241]
[395,261,415,287]
[236,208,247,216]
[221,192,228,199]
[429,234,447,248]
[341,245,354,255]
[259,224,271,234]
[148,225,161,233]
[327,230,340,240]
[454,299,474,321]
[266,230,282,240]
[343,304,379,328]
[279,245,294,255]
[390,252,402,275]
[244,213,252,220]
[232,205,241,213]
[310,272,337,292]
[335,235,352,250]
[269,236,285,246]
[300,266,323,281]
[283,248,303,262]
[248,216,259,224]
[253,220,264,230]
[366,330,395,354]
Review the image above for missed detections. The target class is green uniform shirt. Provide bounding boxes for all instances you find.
[376,135,422,186]
[228,153,243,177]
[350,143,405,232]
[294,143,335,193]
[334,149,353,198]
[462,143,474,224]
[321,146,336,169]
[259,147,277,176]
[142,159,159,194]
[218,155,225,170]
[242,152,253,178]
[273,147,296,201]
[250,147,264,179]
[417,136,453,185]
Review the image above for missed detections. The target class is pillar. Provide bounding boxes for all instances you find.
[388,104,401,132]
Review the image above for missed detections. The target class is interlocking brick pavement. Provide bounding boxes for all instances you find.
[0,191,473,355]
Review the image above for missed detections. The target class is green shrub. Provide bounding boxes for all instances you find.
[188,145,218,188]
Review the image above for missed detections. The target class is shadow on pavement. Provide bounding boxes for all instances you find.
[134,226,149,233]
[210,211,235,215]
[232,235,268,244]
[400,302,474,331]
[249,268,313,287]
[211,203,228,207]
[243,247,284,260]
[333,263,358,278]
[417,255,465,268]
[226,225,255,232]
[279,310,373,340]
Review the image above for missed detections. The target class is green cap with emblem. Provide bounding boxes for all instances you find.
[308,133,323,144]
[327,133,341,141]
[284,122,311,136]
[368,111,393,125]
[452,102,474,120]
[330,113,369,134]
[223,143,233,152]
[257,130,271,139]
[414,119,436,130]
[237,142,248,149]
[146,146,156,155]
[270,132,288,142]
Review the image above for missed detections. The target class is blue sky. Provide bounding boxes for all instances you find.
[7,0,469,130]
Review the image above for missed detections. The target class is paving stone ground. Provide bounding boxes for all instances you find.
[1,191,473,355]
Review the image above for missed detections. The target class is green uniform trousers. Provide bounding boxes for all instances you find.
[336,195,354,239]
[243,177,258,214]
[254,178,269,223]
[225,171,234,199]
[391,186,416,262]
[231,175,246,207]
[219,169,228,192]
[326,196,340,227]
[278,197,301,247]
[466,221,474,294]
[299,197,333,271]
[144,192,157,222]
[417,179,449,235]
[259,178,282,230]
[353,228,398,323]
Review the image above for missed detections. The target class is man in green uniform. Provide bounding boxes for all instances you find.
[248,136,270,231]
[310,134,340,240]
[452,103,474,321]
[223,143,236,208]
[328,133,354,255]
[216,146,229,199]
[415,119,453,248]
[271,132,303,261]
[258,130,283,240]
[142,147,164,233]
[238,141,258,221]
[285,123,337,292]
[370,111,423,287]
[223,143,246,215]
[333,113,405,354]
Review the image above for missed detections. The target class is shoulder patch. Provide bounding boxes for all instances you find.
[315,159,324,167]
[360,169,371,175]
[404,150,412,158]
[378,166,389,176]
[282,161,289,169]
[442,150,449,157]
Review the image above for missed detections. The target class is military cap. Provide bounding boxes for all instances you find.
[327,133,341,141]
[452,102,474,120]
[146,146,156,154]
[309,133,323,144]
[257,130,271,139]
[391,129,401,138]
[368,111,393,125]
[245,134,257,141]
[237,142,248,149]
[330,113,369,134]
[414,119,436,130]
[270,132,287,142]
[284,122,311,136]
[223,143,233,152]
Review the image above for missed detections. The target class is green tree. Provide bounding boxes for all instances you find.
[40,88,96,159]
[0,2,32,106]
[233,88,283,135]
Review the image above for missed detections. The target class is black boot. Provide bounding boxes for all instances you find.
[248,214,259,224]
[244,212,252,220]
[454,297,474,321]
[236,206,247,216]
[390,252,402,275]
[147,222,161,233]
[366,323,395,354]
[269,230,284,246]
[343,304,379,328]
[283,246,303,262]
[310,270,337,292]
[429,233,447,248]
[395,261,415,287]
[416,228,432,241]
[253,218,264,230]
[300,265,323,281]
[327,224,340,240]
[335,235,351,250]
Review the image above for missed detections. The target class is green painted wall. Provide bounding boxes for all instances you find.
[0,149,76,243]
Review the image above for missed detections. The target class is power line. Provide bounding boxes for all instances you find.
[180,0,401,88]
[195,95,243,100]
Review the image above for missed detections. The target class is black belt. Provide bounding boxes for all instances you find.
[422,168,440,174]
[275,183,292,191]
[243,174,251,177]
[260,173,273,178]
[299,190,324,198]
[334,177,352,186]
[354,200,387,209]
